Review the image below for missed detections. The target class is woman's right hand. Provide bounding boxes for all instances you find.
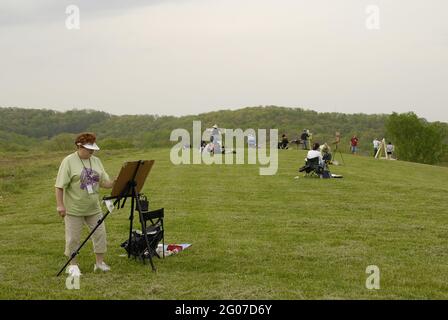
[57,206,66,218]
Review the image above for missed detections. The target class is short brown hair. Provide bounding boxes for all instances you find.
[75,132,96,146]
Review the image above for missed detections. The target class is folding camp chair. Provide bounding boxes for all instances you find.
[139,208,165,260]
[121,207,165,267]
[298,157,325,177]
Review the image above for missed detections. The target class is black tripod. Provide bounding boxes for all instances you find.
[56,160,156,276]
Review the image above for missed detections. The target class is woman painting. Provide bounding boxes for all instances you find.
[55,132,114,276]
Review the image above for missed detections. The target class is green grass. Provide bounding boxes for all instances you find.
[1,148,448,299]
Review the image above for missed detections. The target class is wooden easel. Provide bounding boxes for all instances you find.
[375,138,387,159]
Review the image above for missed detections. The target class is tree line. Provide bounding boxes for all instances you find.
[1,106,447,165]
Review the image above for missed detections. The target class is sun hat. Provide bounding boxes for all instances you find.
[75,132,100,150]
[79,142,100,150]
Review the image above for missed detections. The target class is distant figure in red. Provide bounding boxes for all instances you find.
[350,136,359,155]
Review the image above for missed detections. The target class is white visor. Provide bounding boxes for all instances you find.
[81,142,100,150]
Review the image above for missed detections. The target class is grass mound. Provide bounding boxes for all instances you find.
[0,149,447,299]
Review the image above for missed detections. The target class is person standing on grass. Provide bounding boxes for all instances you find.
[301,129,310,150]
[211,124,222,153]
[386,142,395,160]
[55,132,115,277]
[373,138,381,157]
[350,135,359,155]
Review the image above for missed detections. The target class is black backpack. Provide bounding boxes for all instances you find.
[121,221,164,259]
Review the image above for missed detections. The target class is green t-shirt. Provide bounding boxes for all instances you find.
[55,152,110,217]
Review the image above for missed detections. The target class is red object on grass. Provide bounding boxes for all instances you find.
[167,244,183,252]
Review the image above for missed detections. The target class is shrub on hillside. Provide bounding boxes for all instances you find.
[43,133,76,151]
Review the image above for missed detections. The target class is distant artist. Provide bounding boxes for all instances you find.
[319,143,332,164]
[350,135,359,155]
[386,142,395,160]
[301,129,310,150]
[373,138,381,157]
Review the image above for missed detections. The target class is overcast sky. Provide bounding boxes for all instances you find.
[1,0,447,122]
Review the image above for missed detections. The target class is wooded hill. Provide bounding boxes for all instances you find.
[1,106,446,164]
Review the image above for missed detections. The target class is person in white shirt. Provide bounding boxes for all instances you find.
[307,142,324,166]
[211,124,220,142]
[373,138,381,157]
[386,142,394,160]
[210,124,222,153]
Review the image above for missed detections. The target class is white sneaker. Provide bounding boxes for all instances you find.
[66,265,82,277]
[94,262,111,272]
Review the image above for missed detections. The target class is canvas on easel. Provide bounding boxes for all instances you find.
[110,160,154,198]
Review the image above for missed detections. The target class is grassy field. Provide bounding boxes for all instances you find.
[1,148,448,299]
